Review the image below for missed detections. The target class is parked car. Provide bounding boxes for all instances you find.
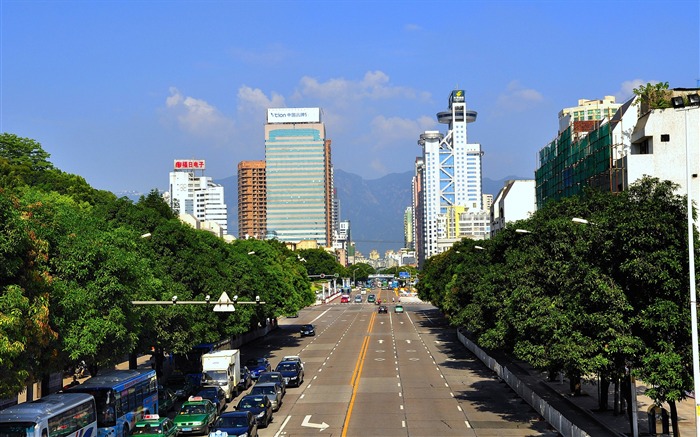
[234,395,273,428]
[394,304,404,314]
[133,415,179,437]
[173,397,218,435]
[210,411,258,437]
[245,357,271,380]
[256,372,286,397]
[300,324,315,337]
[238,366,253,393]
[195,386,227,414]
[377,305,388,314]
[158,387,178,415]
[249,382,283,411]
[275,361,304,387]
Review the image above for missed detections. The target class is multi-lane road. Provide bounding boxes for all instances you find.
[233,289,559,437]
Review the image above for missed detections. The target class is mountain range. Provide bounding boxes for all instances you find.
[215,170,525,256]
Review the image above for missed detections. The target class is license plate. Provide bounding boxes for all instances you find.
[182,428,192,432]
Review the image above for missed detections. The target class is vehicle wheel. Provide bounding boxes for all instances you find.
[122,425,130,437]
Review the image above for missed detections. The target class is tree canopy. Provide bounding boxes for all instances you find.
[0,133,316,397]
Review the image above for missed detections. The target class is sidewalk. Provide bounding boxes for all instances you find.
[498,355,697,436]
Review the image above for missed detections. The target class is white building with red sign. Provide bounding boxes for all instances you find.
[168,160,228,235]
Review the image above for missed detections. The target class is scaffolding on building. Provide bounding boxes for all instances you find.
[535,120,624,209]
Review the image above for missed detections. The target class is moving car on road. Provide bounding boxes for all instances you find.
[340,295,349,303]
[245,358,271,380]
[195,386,227,414]
[367,294,376,303]
[173,397,218,435]
[209,411,258,437]
[275,361,304,387]
[234,395,272,428]
[377,305,388,314]
[394,304,404,314]
[354,295,362,303]
[238,366,252,393]
[256,372,286,397]
[133,415,179,437]
[300,324,315,337]
[249,383,283,411]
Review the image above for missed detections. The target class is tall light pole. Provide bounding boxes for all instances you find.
[673,93,700,435]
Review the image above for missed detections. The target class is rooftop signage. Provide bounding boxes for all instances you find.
[267,107,320,124]
[174,159,205,170]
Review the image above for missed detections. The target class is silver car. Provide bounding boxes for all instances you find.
[250,382,283,411]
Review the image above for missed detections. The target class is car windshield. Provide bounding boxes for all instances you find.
[246,359,264,367]
[218,417,248,428]
[251,386,275,395]
[302,325,313,329]
[180,405,206,415]
[238,397,264,409]
[259,374,280,382]
[133,425,162,435]
[277,363,295,371]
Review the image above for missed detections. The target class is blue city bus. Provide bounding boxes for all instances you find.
[66,370,157,437]
[0,392,97,437]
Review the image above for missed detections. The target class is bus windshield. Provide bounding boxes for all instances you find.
[0,422,36,437]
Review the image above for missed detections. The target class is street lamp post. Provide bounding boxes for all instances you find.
[673,93,700,436]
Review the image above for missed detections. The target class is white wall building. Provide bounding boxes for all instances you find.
[417,90,483,260]
[168,159,228,235]
[491,179,536,236]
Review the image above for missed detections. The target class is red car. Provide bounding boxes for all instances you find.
[340,295,349,303]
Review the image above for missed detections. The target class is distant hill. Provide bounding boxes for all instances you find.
[214,170,526,255]
[118,172,527,255]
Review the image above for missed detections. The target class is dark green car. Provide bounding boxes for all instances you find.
[132,415,179,437]
[173,397,218,435]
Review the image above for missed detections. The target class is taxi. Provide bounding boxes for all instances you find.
[173,397,218,435]
[132,415,179,437]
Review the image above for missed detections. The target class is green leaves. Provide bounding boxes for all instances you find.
[421,176,695,405]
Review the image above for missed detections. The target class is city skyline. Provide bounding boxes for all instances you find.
[2,1,697,196]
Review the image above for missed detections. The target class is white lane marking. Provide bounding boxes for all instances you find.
[400,405,404,410]
[466,420,472,428]
[313,375,318,380]
[450,392,454,397]
[273,415,292,437]
[457,405,463,412]
[402,421,406,428]
[311,308,331,323]
[300,394,305,399]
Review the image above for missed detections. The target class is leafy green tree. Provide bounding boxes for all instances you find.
[0,189,58,396]
[633,81,672,110]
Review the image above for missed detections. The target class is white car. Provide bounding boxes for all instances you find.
[282,355,304,370]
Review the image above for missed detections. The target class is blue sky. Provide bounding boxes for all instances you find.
[2,0,699,195]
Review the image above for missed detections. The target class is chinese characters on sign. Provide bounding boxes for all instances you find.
[174,159,206,170]
[267,107,321,124]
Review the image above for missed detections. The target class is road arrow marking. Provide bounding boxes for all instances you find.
[302,415,329,431]
[378,339,384,344]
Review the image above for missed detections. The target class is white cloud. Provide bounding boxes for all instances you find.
[163,87,235,141]
[293,70,426,103]
[615,79,651,102]
[404,23,422,32]
[495,80,544,113]
[237,86,286,114]
[370,115,436,149]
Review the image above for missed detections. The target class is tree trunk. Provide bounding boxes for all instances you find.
[569,373,582,396]
[670,400,680,437]
[598,377,610,411]
[614,379,621,415]
[129,352,138,370]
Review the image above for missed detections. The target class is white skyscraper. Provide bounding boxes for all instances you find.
[168,159,228,235]
[417,90,482,260]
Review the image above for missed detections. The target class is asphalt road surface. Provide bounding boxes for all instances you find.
[230,289,560,437]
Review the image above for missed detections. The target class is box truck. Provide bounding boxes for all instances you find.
[201,349,240,401]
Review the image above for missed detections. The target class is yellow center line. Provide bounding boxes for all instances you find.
[342,311,376,437]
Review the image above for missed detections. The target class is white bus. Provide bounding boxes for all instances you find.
[0,393,97,437]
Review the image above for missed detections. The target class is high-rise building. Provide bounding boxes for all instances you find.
[403,207,413,250]
[415,90,483,261]
[237,160,266,239]
[168,159,228,234]
[264,107,332,246]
